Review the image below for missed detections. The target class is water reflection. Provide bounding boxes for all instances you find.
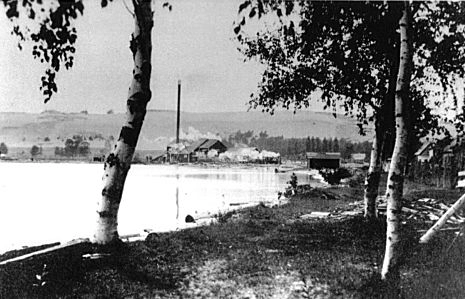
[0,163,318,253]
[120,166,318,232]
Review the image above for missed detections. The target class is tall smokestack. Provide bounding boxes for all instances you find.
[176,80,181,144]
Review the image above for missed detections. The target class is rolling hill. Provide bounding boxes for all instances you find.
[0,110,372,151]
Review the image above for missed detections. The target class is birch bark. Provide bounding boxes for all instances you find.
[364,124,384,218]
[94,0,153,244]
[364,35,398,220]
[419,194,465,243]
[381,1,413,282]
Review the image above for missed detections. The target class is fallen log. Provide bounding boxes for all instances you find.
[417,227,461,233]
[419,193,465,244]
[340,211,361,216]
[300,212,331,219]
[401,207,419,214]
[0,238,90,266]
[82,253,111,260]
[120,233,146,242]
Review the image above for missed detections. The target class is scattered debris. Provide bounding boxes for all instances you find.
[120,233,145,242]
[339,211,361,217]
[82,253,111,260]
[329,196,465,235]
[300,212,331,219]
[420,194,465,243]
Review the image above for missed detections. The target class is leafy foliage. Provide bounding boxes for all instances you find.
[30,145,41,156]
[1,0,114,103]
[54,135,90,157]
[235,1,465,145]
[235,2,402,124]
[319,168,352,185]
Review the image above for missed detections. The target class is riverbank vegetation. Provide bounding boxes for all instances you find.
[1,182,464,298]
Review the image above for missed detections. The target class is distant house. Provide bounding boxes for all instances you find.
[306,152,341,169]
[415,141,434,162]
[185,139,208,159]
[167,139,227,163]
[167,143,196,163]
[192,139,227,159]
[151,153,167,163]
[351,153,366,163]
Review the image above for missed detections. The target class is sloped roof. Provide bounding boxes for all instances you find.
[186,138,208,153]
[414,141,433,156]
[169,139,226,154]
[306,152,341,160]
[351,153,366,160]
[199,139,225,150]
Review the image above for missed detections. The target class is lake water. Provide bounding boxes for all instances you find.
[0,162,317,253]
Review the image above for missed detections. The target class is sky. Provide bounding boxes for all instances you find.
[0,0,278,114]
[0,1,460,117]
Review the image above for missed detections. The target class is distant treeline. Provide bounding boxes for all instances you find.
[225,130,372,160]
[54,134,114,157]
[54,135,91,157]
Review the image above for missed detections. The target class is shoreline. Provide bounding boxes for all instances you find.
[0,162,307,255]
[1,185,464,298]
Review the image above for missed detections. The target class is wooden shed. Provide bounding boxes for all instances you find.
[189,139,227,160]
[306,152,341,169]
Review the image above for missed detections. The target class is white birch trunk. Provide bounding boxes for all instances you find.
[364,126,383,218]
[364,38,398,220]
[94,0,153,244]
[381,1,413,282]
[419,193,465,243]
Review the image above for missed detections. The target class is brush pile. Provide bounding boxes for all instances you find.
[327,196,465,229]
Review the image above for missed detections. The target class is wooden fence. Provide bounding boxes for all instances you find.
[408,152,465,189]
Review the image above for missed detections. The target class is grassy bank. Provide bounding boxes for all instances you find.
[1,186,465,298]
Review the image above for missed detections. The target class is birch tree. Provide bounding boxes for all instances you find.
[235,1,465,220]
[2,0,156,245]
[95,0,153,244]
[235,1,406,220]
[381,1,413,285]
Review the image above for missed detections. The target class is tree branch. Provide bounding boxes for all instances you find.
[131,0,139,9]
[122,0,135,17]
